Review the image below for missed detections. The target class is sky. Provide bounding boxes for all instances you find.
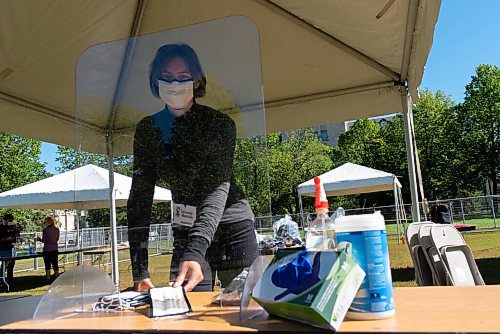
[40,0,500,175]
[419,0,500,102]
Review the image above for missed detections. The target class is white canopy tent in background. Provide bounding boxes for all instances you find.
[0,0,441,285]
[297,163,407,240]
[0,164,171,210]
[0,164,172,251]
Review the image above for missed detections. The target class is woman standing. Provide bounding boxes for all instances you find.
[127,44,258,292]
[37,217,60,281]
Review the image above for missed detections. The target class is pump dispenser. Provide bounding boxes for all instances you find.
[305,176,336,250]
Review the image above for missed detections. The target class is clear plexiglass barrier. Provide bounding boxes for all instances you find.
[49,15,271,318]
[33,265,115,321]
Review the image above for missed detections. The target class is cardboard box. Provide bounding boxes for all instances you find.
[252,250,365,330]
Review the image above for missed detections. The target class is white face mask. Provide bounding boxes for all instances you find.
[158,80,194,112]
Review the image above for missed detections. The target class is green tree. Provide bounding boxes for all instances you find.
[331,119,395,207]
[55,146,132,175]
[458,64,500,195]
[0,133,48,232]
[267,130,333,214]
[378,115,409,201]
[233,136,272,216]
[378,115,406,182]
[413,90,461,199]
[332,119,383,168]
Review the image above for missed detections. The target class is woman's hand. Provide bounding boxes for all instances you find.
[171,261,204,292]
[133,278,155,292]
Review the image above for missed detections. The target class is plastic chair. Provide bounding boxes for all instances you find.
[429,225,484,286]
[418,225,448,285]
[405,222,434,286]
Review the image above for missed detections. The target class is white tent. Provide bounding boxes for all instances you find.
[0,1,441,284]
[0,164,172,262]
[0,164,171,210]
[298,163,401,197]
[297,163,407,240]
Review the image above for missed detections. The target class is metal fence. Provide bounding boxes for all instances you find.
[421,195,498,227]
[255,195,499,235]
[13,195,498,274]
[15,224,174,274]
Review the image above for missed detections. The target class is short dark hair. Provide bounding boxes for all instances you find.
[149,44,207,99]
[3,213,14,222]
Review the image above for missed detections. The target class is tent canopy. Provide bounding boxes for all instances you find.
[0,0,440,155]
[298,163,402,197]
[0,0,440,286]
[0,164,171,210]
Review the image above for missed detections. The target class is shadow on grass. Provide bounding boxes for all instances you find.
[1,275,49,294]
[476,257,500,285]
[390,257,500,285]
[391,267,416,283]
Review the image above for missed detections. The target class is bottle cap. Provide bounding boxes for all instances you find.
[314,176,329,211]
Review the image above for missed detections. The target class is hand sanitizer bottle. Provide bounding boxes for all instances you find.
[305,176,336,250]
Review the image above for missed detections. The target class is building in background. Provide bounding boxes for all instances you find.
[313,114,396,147]
[280,114,395,147]
[312,122,347,146]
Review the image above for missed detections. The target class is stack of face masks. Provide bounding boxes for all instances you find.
[149,286,192,318]
[92,291,151,312]
[92,286,191,318]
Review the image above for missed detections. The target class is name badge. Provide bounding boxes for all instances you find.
[173,203,197,228]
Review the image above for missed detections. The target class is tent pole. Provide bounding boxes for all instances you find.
[398,186,408,229]
[75,208,81,265]
[64,210,69,267]
[298,192,304,232]
[64,210,68,251]
[106,135,119,288]
[170,200,174,253]
[394,180,400,245]
[401,90,421,223]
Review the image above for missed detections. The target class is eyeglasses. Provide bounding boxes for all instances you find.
[158,75,193,84]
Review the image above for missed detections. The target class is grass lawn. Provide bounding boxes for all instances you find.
[384,218,499,236]
[388,231,500,287]
[2,231,498,295]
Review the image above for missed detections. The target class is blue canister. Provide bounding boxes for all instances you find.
[335,212,395,320]
[28,245,35,255]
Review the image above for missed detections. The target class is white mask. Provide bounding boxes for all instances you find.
[158,80,194,111]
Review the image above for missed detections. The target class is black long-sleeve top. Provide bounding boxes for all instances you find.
[127,103,252,280]
[0,223,19,251]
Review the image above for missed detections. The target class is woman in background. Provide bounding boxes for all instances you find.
[37,217,60,281]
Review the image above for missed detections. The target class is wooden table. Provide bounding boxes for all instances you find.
[0,286,499,333]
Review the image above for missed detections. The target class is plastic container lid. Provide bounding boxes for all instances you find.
[335,211,385,233]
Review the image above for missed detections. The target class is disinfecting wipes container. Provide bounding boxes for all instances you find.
[336,212,395,320]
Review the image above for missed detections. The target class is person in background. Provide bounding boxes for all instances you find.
[127,44,258,292]
[430,200,452,224]
[36,216,60,281]
[0,213,19,286]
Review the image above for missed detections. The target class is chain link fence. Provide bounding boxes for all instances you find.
[14,224,174,274]
[420,195,498,228]
[255,195,499,236]
[12,195,498,274]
